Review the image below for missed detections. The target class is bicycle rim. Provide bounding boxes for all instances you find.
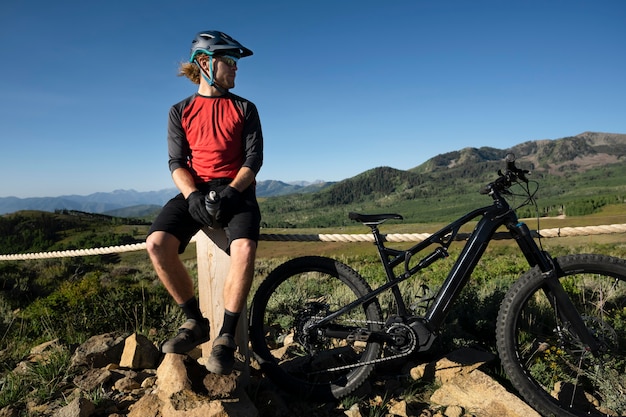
[497,254,626,417]
[249,256,383,400]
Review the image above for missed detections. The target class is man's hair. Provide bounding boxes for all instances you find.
[178,53,208,85]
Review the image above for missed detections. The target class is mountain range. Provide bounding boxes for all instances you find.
[258,131,626,227]
[1,131,624,219]
[0,180,332,216]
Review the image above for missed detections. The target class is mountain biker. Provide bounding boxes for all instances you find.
[145,30,263,375]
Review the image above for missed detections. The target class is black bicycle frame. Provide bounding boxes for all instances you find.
[313,195,517,328]
[314,190,599,352]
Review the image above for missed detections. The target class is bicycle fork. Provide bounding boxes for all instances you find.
[510,221,601,354]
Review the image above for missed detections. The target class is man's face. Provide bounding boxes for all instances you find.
[212,55,239,89]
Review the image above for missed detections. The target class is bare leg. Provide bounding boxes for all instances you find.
[223,238,257,313]
[206,237,256,374]
[146,231,194,304]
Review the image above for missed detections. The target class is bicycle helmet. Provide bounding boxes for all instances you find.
[189,30,253,62]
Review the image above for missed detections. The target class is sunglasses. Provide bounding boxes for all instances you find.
[216,55,239,67]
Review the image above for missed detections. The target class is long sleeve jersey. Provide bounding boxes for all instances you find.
[167,92,263,183]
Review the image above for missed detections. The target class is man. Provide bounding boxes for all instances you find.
[146,30,263,375]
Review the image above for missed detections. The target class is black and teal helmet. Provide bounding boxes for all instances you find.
[189,30,253,62]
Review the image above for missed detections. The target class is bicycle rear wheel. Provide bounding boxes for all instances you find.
[249,256,383,401]
[497,254,626,417]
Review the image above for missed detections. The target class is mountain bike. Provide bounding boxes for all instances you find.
[248,154,626,417]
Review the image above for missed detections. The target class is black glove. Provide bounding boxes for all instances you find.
[216,186,243,224]
[186,191,212,226]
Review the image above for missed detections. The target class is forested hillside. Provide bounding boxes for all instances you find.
[259,132,626,227]
[0,210,148,255]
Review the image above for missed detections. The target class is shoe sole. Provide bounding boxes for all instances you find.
[205,361,234,375]
[161,335,211,354]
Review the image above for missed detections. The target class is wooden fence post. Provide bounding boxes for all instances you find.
[194,228,250,382]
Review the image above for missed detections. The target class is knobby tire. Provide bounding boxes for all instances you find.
[249,256,383,401]
[497,254,626,417]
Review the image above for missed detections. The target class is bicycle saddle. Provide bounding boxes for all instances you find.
[349,212,403,225]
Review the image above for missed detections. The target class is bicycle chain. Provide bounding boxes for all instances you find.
[307,318,418,375]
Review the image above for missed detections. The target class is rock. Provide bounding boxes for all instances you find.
[127,392,162,417]
[410,363,428,380]
[344,403,363,417]
[137,388,258,417]
[409,348,540,417]
[150,352,258,417]
[70,332,127,369]
[28,339,61,356]
[120,333,161,370]
[25,401,48,416]
[444,405,463,417]
[425,348,496,384]
[203,372,239,399]
[142,375,158,389]
[156,354,193,396]
[73,368,113,391]
[52,396,95,417]
[430,369,540,417]
[114,376,142,392]
[7,333,554,417]
[388,399,409,416]
[13,339,65,375]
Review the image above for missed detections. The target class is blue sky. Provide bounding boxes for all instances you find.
[1,0,625,198]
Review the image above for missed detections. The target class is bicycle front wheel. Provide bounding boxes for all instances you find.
[497,254,626,417]
[249,256,383,401]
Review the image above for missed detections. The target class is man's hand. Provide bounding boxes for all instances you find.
[216,186,243,224]
[186,191,212,226]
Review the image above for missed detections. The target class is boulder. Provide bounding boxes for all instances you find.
[120,333,161,370]
[410,348,540,417]
[52,396,95,417]
[70,332,127,369]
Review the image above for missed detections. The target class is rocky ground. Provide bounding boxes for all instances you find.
[0,332,541,417]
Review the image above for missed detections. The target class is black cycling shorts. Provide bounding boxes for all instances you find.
[148,180,261,254]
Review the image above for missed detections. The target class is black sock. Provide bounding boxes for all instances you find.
[179,297,204,322]
[219,309,241,336]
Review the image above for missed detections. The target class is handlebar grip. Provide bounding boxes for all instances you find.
[505,153,529,183]
[505,153,517,171]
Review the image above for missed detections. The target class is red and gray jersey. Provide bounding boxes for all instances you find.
[167,92,263,183]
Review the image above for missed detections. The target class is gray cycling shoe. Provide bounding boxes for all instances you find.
[205,334,237,375]
[161,318,210,354]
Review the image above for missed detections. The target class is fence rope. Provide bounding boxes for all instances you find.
[1,223,624,261]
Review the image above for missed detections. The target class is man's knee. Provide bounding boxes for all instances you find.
[146,232,178,260]
[230,238,257,255]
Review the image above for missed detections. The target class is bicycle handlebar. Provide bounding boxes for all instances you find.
[480,153,530,195]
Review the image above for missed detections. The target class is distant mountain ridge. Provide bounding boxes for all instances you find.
[413,131,626,175]
[1,132,624,217]
[255,179,331,196]
[0,181,332,216]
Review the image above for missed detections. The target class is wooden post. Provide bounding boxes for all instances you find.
[194,228,250,381]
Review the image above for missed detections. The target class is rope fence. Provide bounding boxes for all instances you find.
[1,223,625,262]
